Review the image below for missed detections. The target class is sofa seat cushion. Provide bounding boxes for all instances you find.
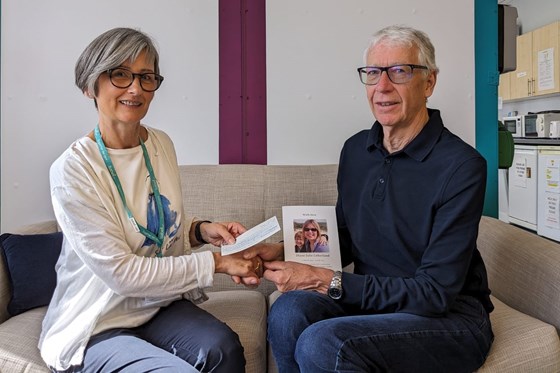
[0,306,49,373]
[0,291,267,373]
[477,296,560,372]
[198,290,267,373]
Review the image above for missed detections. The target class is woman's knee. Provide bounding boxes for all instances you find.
[192,323,245,373]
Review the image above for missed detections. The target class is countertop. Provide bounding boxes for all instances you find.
[514,138,560,145]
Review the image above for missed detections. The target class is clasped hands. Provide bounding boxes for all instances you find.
[233,242,333,294]
[199,221,265,280]
[204,221,332,293]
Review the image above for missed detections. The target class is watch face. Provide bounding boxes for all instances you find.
[328,287,342,300]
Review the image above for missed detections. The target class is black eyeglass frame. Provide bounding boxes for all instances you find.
[106,68,165,92]
[357,64,428,85]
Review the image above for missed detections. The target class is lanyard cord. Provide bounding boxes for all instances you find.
[94,125,165,256]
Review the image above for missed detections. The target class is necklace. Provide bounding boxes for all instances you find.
[94,125,165,256]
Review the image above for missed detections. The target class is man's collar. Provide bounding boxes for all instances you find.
[366,108,444,161]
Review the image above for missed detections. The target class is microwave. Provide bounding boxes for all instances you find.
[522,114,539,137]
[526,113,560,138]
[503,116,523,137]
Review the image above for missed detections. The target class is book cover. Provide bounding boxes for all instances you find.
[282,206,342,271]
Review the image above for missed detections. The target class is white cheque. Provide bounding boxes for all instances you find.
[221,216,280,256]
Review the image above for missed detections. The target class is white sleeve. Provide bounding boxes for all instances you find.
[51,176,215,298]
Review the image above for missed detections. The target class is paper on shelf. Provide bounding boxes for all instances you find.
[221,216,280,256]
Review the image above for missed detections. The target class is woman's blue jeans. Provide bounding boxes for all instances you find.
[268,290,493,373]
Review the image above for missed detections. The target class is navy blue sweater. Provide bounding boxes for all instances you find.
[336,109,493,316]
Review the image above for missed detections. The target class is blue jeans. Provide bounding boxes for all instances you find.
[268,291,493,373]
[58,299,245,373]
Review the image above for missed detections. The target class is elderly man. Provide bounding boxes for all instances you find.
[243,25,494,373]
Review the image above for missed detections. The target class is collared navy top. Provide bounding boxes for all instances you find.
[336,109,493,316]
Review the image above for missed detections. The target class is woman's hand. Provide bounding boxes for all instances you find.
[243,242,284,262]
[213,251,264,279]
[196,221,246,246]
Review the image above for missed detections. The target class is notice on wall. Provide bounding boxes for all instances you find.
[513,158,528,188]
[544,158,560,193]
[538,48,555,91]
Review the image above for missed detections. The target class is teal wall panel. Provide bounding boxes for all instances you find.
[475,0,498,217]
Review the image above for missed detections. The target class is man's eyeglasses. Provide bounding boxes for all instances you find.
[303,228,318,232]
[106,68,164,92]
[357,64,428,85]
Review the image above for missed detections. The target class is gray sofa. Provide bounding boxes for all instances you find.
[0,164,559,372]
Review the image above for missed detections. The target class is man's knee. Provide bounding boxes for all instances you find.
[294,321,341,371]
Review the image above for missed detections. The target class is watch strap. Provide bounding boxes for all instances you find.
[194,220,212,244]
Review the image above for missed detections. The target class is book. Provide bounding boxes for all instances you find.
[282,206,342,271]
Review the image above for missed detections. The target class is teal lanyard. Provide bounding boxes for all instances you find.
[94,125,165,256]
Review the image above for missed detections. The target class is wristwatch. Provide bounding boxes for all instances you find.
[328,271,343,300]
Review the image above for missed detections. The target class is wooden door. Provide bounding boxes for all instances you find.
[532,21,560,96]
[510,32,533,99]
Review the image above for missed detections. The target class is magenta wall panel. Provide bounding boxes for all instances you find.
[219,0,267,164]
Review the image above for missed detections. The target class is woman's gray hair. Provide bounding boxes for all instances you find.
[363,25,439,75]
[75,27,160,97]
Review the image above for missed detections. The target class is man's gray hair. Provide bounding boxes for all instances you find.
[363,25,439,75]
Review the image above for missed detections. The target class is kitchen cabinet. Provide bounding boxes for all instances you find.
[532,21,559,96]
[498,72,511,101]
[510,32,533,99]
[506,21,560,100]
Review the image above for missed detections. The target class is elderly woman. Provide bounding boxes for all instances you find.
[39,27,261,373]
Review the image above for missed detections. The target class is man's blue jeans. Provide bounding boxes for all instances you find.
[268,291,493,373]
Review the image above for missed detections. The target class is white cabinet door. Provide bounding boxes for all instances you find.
[508,145,538,230]
[537,146,560,241]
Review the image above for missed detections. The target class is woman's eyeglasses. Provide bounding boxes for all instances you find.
[303,228,318,232]
[106,68,164,92]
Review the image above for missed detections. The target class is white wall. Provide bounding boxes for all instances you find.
[501,0,559,34]
[1,0,476,231]
[1,0,219,231]
[267,0,475,164]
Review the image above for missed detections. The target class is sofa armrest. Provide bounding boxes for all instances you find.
[0,220,59,323]
[477,216,560,334]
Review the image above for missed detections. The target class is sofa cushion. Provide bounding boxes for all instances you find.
[477,216,560,332]
[0,232,62,316]
[198,290,267,373]
[477,296,560,372]
[0,291,268,373]
[0,306,49,372]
